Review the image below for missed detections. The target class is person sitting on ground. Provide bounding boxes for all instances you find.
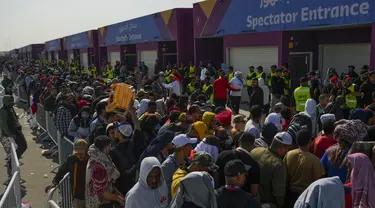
[215,159,260,208]
[125,157,168,208]
[171,152,219,198]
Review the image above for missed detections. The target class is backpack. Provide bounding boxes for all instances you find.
[287,113,313,144]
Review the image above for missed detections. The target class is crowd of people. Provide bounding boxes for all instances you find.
[1,56,375,208]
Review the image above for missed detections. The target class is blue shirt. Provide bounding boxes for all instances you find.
[320,152,348,183]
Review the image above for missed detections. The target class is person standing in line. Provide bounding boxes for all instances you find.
[246,66,257,104]
[229,71,245,115]
[249,78,263,108]
[213,71,239,108]
[270,68,285,109]
[293,77,311,113]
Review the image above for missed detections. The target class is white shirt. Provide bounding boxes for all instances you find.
[200,68,208,81]
[245,119,261,138]
[163,80,181,96]
[229,77,245,96]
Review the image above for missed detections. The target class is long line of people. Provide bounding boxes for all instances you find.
[2,57,375,208]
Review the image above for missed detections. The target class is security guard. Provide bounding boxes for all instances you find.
[165,68,172,83]
[202,77,214,104]
[344,77,360,108]
[267,65,277,86]
[283,69,292,96]
[256,66,266,80]
[189,62,195,81]
[187,79,196,95]
[228,66,234,81]
[246,66,257,102]
[294,77,311,112]
[88,65,97,78]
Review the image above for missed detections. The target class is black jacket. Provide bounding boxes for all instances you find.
[270,76,285,94]
[249,86,263,107]
[52,154,87,199]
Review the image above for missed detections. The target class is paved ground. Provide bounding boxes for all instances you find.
[0,101,58,208]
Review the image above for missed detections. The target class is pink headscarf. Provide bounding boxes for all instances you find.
[348,153,375,208]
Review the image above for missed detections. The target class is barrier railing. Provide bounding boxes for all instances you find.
[0,141,22,208]
[58,134,74,165]
[17,84,28,103]
[46,173,72,208]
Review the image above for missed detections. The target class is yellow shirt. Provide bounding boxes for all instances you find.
[283,149,325,194]
[171,167,188,198]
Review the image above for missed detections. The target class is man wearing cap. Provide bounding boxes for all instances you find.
[171,152,218,198]
[216,132,260,197]
[293,77,311,112]
[161,134,197,201]
[246,66,257,102]
[215,159,260,208]
[250,132,292,208]
[229,71,245,115]
[256,66,266,80]
[270,68,285,109]
[109,110,144,196]
[343,76,360,108]
[268,65,278,87]
[45,139,88,208]
[347,65,359,80]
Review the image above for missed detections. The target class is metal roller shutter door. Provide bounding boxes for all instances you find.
[139,50,157,77]
[54,52,59,61]
[81,52,89,71]
[108,52,120,67]
[48,53,52,61]
[228,46,279,102]
[319,43,370,79]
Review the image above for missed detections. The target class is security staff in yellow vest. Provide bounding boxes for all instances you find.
[256,66,266,81]
[202,77,214,104]
[187,79,196,95]
[246,66,257,103]
[105,66,114,79]
[283,69,292,96]
[228,66,234,81]
[293,77,311,112]
[343,77,360,108]
[189,62,196,79]
[89,65,97,78]
[267,65,277,86]
[71,63,77,74]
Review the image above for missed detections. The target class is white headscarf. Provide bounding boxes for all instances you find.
[265,113,282,131]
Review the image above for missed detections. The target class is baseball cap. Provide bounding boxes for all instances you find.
[172,134,198,148]
[191,152,219,172]
[73,139,88,153]
[256,66,263,70]
[274,132,293,145]
[117,122,133,138]
[224,159,251,177]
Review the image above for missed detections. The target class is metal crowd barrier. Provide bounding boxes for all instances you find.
[58,135,74,165]
[47,173,72,208]
[17,84,28,103]
[0,141,22,208]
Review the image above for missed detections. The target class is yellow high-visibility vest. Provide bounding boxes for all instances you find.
[268,71,276,86]
[246,72,256,86]
[229,73,234,81]
[284,77,291,95]
[189,66,195,77]
[294,86,311,112]
[345,84,357,108]
[188,83,195,94]
[202,84,214,104]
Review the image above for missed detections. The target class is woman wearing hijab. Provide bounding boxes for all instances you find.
[294,176,345,208]
[169,171,218,208]
[320,121,365,183]
[202,112,219,137]
[265,113,282,132]
[346,153,375,208]
[137,98,150,117]
[85,136,123,207]
[300,98,317,137]
[125,157,169,208]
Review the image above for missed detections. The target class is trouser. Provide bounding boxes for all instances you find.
[284,189,301,208]
[7,129,27,177]
[247,86,253,103]
[73,199,86,208]
[231,96,241,114]
[214,98,227,108]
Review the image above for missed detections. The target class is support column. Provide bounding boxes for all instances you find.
[370,23,375,69]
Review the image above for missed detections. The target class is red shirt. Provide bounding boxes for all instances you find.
[282,120,291,131]
[213,77,237,99]
[311,134,337,159]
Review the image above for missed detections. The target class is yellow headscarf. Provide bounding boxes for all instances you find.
[202,112,216,136]
[192,121,207,141]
